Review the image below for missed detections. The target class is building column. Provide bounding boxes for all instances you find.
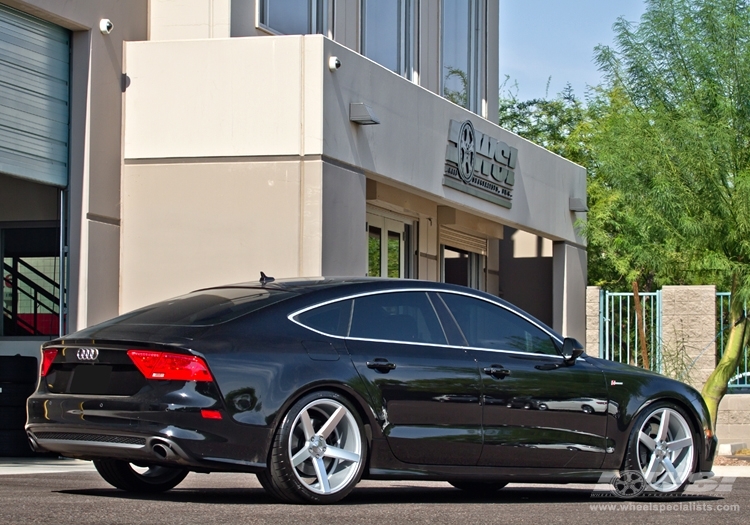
[552,242,587,342]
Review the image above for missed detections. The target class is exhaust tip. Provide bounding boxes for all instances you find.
[152,443,170,459]
[27,433,40,452]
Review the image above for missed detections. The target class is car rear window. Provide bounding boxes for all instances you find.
[109,288,295,327]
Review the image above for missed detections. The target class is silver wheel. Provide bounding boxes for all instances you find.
[634,406,694,492]
[287,398,363,496]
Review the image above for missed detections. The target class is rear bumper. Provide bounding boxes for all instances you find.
[26,390,272,473]
[25,425,266,472]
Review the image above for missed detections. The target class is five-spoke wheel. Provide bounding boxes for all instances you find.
[259,391,367,503]
[625,403,696,493]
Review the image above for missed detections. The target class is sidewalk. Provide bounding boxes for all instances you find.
[0,457,96,475]
[1,456,749,478]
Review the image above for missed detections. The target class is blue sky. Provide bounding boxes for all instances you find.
[498,0,647,101]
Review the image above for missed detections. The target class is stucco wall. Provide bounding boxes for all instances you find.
[120,160,321,312]
[320,37,586,247]
[585,286,601,357]
[661,285,716,390]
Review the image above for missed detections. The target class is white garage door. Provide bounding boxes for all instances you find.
[0,3,70,187]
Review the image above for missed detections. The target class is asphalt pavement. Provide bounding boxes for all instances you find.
[1,458,748,525]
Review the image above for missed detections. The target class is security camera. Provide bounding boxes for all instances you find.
[99,19,113,35]
[328,56,341,72]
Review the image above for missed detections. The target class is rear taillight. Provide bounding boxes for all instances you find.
[40,349,58,377]
[127,350,213,382]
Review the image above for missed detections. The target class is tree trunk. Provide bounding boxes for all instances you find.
[701,313,749,429]
[632,281,650,368]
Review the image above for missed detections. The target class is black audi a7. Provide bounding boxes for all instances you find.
[26,277,717,503]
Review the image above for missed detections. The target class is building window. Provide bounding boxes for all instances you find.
[367,211,417,279]
[259,0,328,35]
[442,0,481,111]
[361,0,414,79]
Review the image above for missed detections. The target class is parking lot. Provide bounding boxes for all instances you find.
[1,460,748,525]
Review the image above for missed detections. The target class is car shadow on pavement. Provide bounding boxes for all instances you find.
[56,485,724,506]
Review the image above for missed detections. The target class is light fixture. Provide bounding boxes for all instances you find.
[99,19,113,34]
[569,197,588,212]
[349,103,380,125]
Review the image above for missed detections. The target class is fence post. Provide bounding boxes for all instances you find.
[661,285,716,390]
[586,286,601,358]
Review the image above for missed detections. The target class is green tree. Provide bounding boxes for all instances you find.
[498,78,588,165]
[591,0,750,425]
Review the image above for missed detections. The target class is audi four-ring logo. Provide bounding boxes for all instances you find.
[76,347,99,361]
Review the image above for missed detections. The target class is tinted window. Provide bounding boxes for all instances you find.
[349,292,446,344]
[295,300,352,336]
[99,289,294,327]
[259,0,324,35]
[440,293,558,355]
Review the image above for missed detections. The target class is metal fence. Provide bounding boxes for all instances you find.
[599,289,749,392]
[600,290,662,372]
[716,292,749,391]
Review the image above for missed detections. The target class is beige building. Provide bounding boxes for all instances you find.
[0,0,587,363]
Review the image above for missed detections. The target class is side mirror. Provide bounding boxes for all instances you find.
[562,337,585,365]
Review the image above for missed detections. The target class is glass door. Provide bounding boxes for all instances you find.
[441,245,485,290]
[366,212,415,278]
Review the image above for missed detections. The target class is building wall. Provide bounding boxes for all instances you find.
[321,162,367,277]
[0,0,148,344]
[227,1,499,121]
[552,242,587,342]
[0,174,59,223]
[498,227,553,326]
[122,34,586,329]
[319,37,586,247]
[120,160,320,312]
[149,0,230,40]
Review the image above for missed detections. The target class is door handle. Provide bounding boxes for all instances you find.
[483,366,510,379]
[367,359,397,372]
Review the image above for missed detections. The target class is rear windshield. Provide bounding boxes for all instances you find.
[108,288,295,327]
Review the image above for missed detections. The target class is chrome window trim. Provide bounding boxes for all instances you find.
[287,287,565,354]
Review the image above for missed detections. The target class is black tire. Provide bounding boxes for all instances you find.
[93,459,189,493]
[260,390,367,504]
[622,402,697,495]
[448,481,508,495]
[0,356,38,384]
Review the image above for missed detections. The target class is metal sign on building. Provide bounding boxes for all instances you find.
[443,119,517,209]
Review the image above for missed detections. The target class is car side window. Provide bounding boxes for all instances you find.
[349,292,447,345]
[439,293,558,355]
[295,299,352,337]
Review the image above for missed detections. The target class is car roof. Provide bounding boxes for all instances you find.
[196,276,464,295]
[195,276,557,336]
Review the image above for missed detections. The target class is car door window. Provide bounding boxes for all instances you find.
[349,292,447,344]
[294,299,352,336]
[439,293,558,355]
